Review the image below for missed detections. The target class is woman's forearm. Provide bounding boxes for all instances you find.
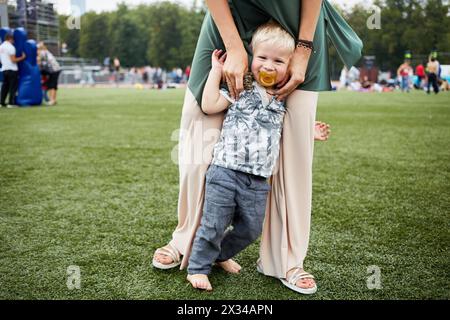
[299,0,322,41]
[205,0,245,52]
[274,0,323,99]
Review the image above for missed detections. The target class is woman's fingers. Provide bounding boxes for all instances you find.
[222,48,247,99]
[224,72,244,100]
[229,75,244,99]
[276,77,302,101]
[267,75,289,95]
[225,74,237,99]
[235,72,244,96]
[276,75,289,90]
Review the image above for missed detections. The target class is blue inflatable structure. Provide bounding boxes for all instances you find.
[0,27,42,106]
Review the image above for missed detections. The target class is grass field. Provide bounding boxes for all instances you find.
[0,88,449,300]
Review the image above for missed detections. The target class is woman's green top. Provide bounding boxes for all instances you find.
[188,0,363,109]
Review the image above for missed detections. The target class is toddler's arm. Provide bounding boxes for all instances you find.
[202,49,232,114]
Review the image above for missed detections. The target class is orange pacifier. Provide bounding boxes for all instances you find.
[258,70,277,87]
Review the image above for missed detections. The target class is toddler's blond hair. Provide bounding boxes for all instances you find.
[251,20,295,53]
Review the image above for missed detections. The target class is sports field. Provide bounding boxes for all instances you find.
[0,88,448,299]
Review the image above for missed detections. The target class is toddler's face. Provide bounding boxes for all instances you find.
[251,42,292,88]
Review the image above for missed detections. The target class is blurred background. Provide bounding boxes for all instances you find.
[1,0,449,89]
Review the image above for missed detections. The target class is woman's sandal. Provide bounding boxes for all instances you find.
[152,243,181,269]
[257,261,317,295]
[280,268,317,295]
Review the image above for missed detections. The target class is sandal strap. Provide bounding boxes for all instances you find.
[155,244,180,263]
[288,269,315,285]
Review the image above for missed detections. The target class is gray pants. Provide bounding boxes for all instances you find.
[187,165,271,275]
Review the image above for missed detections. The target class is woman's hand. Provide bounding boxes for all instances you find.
[222,46,248,100]
[270,47,312,101]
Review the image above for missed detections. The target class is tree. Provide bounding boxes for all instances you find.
[78,12,111,62]
[423,0,450,54]
[109,4,147,67]
[60,2,206,68]
[177,7,205,68]
[146,2,184,69]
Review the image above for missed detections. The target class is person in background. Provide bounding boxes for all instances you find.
[415,62,426,89]
[103,56,110,72]
[113,57,121,86]
[185,65,191,82]
[37,42,61,106]
[0,33,26,108]
[41,73,49,103]
[426,56,440,95]
[397,59,412,93]
[440,79,449,91]
[339,66,348,89]
[360,75,372,91]
[153,67,163,89]
[142,67,149,85]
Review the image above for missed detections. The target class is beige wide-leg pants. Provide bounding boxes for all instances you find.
[169,88,318,278]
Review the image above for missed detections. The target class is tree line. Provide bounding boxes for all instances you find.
[59,0,450,73]
[342,0,450,71]
[59,1,205,69]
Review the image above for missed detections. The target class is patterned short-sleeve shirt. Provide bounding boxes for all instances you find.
[211,82,286,178]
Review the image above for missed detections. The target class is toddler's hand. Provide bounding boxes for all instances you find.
[211,49,227,72]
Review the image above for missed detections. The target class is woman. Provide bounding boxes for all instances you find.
[153,0,362,294]
[397,59,412,93]
[426,56,440,94]
[38,42,61,105]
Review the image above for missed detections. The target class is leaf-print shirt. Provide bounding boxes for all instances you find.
[212,82,286,178]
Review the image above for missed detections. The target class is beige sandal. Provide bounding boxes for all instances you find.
[152,243,181,269]
[280,268,317,295]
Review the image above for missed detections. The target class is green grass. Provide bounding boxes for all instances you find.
[0,88,449,300]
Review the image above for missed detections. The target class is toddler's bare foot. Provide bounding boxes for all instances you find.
[216,259,242,274]
[187,274,213,291]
